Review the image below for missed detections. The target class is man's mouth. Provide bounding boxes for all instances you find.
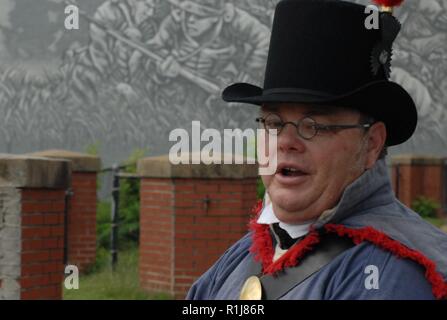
[275,163,310,184]
[279,167,306,177]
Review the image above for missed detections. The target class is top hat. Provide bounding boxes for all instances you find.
[222,0,417,146]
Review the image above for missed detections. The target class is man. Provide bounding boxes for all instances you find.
[187,0,447,300]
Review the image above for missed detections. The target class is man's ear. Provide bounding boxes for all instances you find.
[365,122,387,169]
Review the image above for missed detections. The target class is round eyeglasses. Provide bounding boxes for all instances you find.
[256,113,373,140]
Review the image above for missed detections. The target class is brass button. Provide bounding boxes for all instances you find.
[239,276,263,300]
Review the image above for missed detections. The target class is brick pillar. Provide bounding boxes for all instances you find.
[28,150,101,273]
[391,155,446,218]
[0,154,70,299]
[137,154,258,299]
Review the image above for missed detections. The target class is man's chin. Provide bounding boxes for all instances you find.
[270,184,306,199]
[269,190,307,212]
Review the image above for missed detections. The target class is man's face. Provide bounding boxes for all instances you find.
[134,0,156,25]
[185,13,219,38]
[260,103,375,224]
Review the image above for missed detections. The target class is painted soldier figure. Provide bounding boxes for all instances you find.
[63,0,164,103]
[138,0,270,109]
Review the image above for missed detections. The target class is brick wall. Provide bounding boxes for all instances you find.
[140,179,174,294]
[173,178,257,297]
[20,189,65,299]
[28,150,101,273]
[0,154,70,300]
[391,155,446,218]
[68,173,97,272]
[138,155,258,299]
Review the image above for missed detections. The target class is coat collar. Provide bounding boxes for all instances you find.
[313,158,395,229]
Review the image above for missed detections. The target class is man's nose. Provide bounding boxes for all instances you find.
[278,123,306,153]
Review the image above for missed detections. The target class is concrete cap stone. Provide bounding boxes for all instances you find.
[0,154,71,189]
[391,154,444,166]
[27,149,101,172]
[137,153,258,179]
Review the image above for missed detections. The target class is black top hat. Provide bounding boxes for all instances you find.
[222,0,417,146]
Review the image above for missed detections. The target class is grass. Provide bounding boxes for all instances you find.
[63,246,172,300]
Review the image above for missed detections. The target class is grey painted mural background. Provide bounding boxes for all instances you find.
[0,0,446,169]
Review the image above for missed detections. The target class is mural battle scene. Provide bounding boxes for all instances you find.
[0,0,446,168]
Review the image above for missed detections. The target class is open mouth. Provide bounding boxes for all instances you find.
[275,164,310,184]
[279,167,307,177]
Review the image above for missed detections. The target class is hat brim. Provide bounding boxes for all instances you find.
[222,81,417,146]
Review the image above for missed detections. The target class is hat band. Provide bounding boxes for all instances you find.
[262,88,334,99]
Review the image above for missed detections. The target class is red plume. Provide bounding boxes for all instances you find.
[373,0,404,7]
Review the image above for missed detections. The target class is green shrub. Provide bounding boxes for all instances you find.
[118,149,147,249]
[84,246,110,275]
[85,141,101,157]
[257,177,265,200]
[96,149,147,253]
[411,196,440,219]
[97,201,112,249]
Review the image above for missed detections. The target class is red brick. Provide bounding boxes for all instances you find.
[49,250,64,261]
[141,191,173,199]
[43,214,61,225]
[20,275,50,288]
[21,215,45,225]
[49,273,63,284]
[195,184,219,193]
[22,263,44,275]
[22,239,44,251]
[42,263,63,273]
[50,226,64,237]
[43,238,59,249]
[21,288,42,300]
[175,216,195,225]
[51,202,65,212]
[22,251,50,263]
[22,226,52,239]
[21,189,65,201]
[141,184,173,192]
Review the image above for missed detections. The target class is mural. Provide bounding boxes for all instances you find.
[0,0,446,166]
[355,0,447,155]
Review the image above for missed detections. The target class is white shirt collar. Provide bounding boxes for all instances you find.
[257,202,315,239]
